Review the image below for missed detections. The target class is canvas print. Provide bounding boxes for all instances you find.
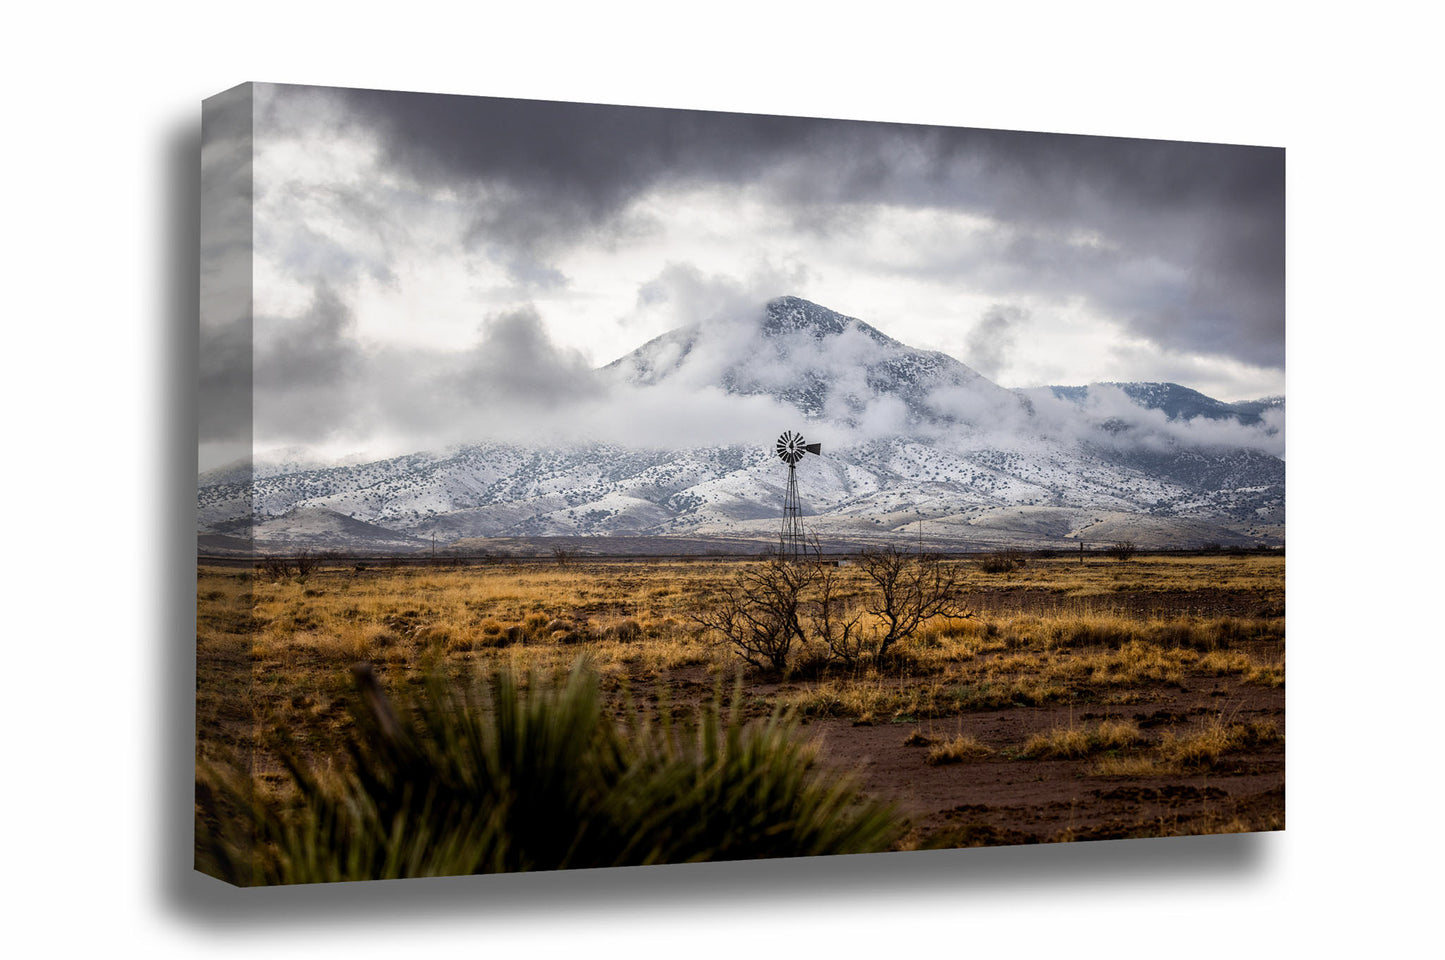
[196,83,1284,885]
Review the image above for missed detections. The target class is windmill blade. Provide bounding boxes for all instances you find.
[804,442,822,455]
[776,430,807,463]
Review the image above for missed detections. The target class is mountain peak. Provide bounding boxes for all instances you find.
[760,296,897,347]
[604,295,1018,428]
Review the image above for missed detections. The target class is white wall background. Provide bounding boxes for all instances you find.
[2,2,1437,955]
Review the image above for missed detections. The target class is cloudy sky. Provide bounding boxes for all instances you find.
[201,81,1283,466]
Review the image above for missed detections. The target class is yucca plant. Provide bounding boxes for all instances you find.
[197,659,902,884]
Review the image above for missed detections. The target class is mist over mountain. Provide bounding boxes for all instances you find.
[608,295,1029,436]
[1041,382,1282,426]
[200,297,1284,554]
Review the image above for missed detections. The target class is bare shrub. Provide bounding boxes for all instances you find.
[1105,541,1137,561]
[859,546,972,659]
[977,549,1024,574]
[693,555,813,673]
[258,556,291,581]
[695,544,973,673]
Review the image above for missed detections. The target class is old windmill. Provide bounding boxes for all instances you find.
[775,429,822,560]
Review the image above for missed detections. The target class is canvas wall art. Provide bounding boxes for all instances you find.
[196,82,1284,885]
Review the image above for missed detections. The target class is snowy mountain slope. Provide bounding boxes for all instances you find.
[205,506,433,552]
[199,296,1284,552]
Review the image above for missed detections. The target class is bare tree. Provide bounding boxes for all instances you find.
[696,543,972,672]
[858,546,972,659]
[977,548,1024,573]
[693,554,814,673]
[1105,541,1137,561]
[258,556,291,581]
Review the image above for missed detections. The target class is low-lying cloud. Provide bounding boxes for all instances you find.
[965,303,1028,378]
[223,283,1283,471]
[235,286,810,464]
[1025,384,1285,458]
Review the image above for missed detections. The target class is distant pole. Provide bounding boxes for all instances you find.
[1080,540,1084,564]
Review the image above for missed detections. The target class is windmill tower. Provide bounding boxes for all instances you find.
[775,429,822,560]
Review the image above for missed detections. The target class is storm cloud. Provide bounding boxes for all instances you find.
[242,286,804,461]
[210,83,1285,465]
[315,85,1283,368]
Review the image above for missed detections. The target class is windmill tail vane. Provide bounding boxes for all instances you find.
[775,430,821,560]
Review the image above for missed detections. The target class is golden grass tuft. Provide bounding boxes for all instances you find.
[1087,716,1283,777]
[925,734,993,766]
[1158,717,1282,769]
[1020,718,1141,759]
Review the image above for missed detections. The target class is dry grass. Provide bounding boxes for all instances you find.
[196,553,1285,864]
[1088,754,1176,777]
[783,672,1072,720]
[197,553,1284,772]
[1088,716,1284,777]
[1158,717,1283,769]
[1019,718,1141,759]
[967,553,1283,596]
[926,734,993,765]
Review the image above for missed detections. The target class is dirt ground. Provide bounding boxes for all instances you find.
[607,653,1283,849]
[805,678,1283,846]
[603,574,1286,849]
[815,582,1281,846]
[198,553,1284,858]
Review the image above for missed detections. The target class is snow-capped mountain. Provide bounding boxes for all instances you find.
[199,296,1284,553]
[608,295,1027,430]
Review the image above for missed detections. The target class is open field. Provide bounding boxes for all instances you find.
[196,551,1283,877]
